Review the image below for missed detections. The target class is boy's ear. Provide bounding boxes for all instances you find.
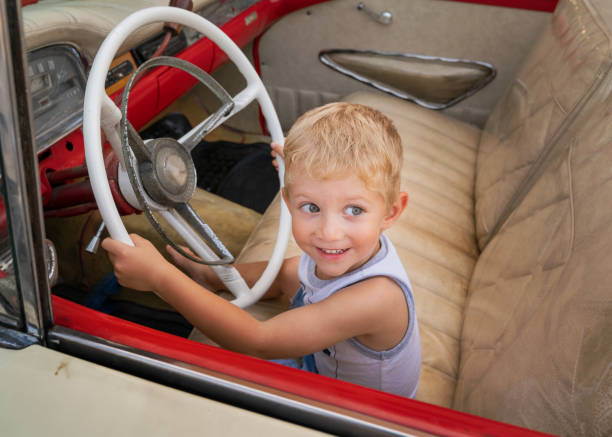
[381,192,408,230]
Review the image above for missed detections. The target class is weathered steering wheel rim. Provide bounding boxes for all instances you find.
[83,6,291,307]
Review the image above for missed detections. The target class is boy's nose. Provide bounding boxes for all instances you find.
[319,215,344,241]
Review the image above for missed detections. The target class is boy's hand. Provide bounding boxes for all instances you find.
[270,142,284,171]
[102,234,172,292]
[166,244,221,290]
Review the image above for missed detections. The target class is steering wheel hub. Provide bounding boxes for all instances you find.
[140,137,196,205]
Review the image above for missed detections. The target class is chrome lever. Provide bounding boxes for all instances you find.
[85,221,106,254]
[357,2,392,25]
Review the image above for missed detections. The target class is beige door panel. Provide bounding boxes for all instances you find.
[1,346,329,436]
[259,0,549,129]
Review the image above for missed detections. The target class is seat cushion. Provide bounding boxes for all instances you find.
[237,92,481,407]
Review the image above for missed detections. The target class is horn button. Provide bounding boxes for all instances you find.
[140,138,197,206]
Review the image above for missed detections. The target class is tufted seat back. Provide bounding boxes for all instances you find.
[475,0,612,248]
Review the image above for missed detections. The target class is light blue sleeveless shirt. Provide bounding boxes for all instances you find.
[297,233,421,398]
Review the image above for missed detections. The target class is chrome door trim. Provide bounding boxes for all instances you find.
[320,49,496,110]
[48,326,420,436]
[0,0,52,341]
[0,324,39,349]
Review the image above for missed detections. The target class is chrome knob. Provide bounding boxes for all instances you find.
[357,2,392,25]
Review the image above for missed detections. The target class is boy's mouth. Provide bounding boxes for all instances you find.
[318,248,348,255]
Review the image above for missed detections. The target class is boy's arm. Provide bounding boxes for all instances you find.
[103,235,406,358]
[258,276,409,357]
[161,272,406,359]
[102,234,282,352]
[166,244,300,301]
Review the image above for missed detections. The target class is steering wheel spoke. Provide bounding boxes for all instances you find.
[126,121,152,162]
[174,202,234,264]
[179,99,234,152]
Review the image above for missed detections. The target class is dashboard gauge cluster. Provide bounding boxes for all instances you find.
[27,45,87,153]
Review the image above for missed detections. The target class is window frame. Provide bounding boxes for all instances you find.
[0,0,52,346]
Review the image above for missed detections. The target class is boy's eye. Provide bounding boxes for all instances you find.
[300,203,320,213]
[345,206,363,216]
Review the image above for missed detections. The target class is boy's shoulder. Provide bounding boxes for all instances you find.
[329,275,408,330]
[344,274,404,296]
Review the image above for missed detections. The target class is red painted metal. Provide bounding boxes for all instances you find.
[40,142,136,217]
[46,165,89,185]
[112,74,160,131]
[155,38,215,112]
[44,180,96,211]
[103,150,139,216]
[51,295,554,437]
[44,203,99,218]
[441,0,558,12]
[38,129,87,206]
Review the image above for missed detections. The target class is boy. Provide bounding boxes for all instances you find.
[102,102,421,397]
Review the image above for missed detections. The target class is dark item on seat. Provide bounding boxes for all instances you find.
[141,113,279,213]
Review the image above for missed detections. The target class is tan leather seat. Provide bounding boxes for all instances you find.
[233,0,612,433]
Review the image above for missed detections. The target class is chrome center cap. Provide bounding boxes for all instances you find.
[162,151,189,190]
[140,137,197,206]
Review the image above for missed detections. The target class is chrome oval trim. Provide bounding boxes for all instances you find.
[0,324,39,349]
[319,49,496,110]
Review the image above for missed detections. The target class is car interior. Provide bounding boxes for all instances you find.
[4,0,611,435]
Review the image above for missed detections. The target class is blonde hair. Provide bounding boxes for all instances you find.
[283,102,403,208]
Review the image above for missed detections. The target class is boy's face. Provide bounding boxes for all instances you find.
[283,173,406,280]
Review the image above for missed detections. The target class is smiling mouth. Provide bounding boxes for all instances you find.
[319,248,348,255]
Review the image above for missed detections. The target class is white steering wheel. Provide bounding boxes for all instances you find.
[83,6,291,308]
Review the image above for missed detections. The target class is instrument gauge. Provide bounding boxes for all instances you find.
[26,45,87,152]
